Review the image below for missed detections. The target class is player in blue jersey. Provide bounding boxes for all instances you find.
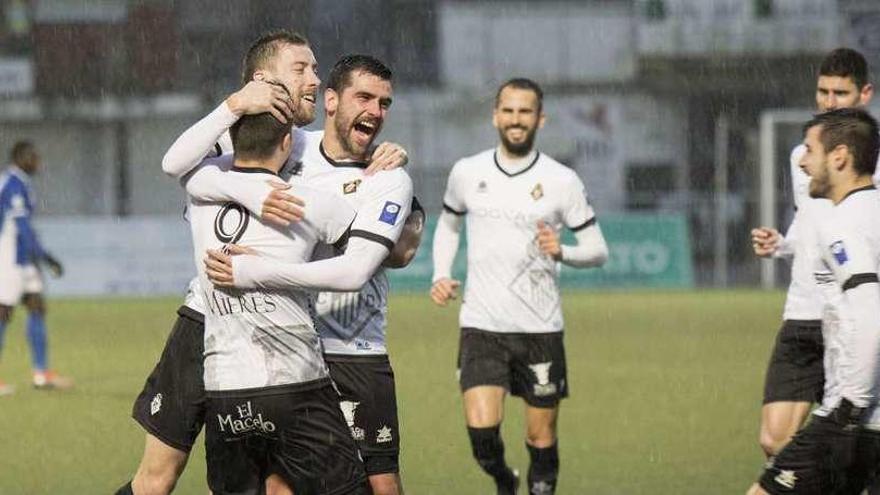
[0,141,71,394]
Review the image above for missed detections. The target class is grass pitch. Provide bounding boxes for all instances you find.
[0,290,782,494]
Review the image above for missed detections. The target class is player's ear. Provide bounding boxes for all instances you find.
[538,110,547,129]
[253,70,266,82]
[492,108,500,130]
[281,133,292,153]
[325,88,338,116]
[860,83,874,106]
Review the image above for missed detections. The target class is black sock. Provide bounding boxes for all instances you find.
[114,481,134,495]
[527,442,559,495]
[467,426,516,485]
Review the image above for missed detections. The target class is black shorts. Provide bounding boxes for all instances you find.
[763,320,824,404]
[457,327,568,408]
[758,415,880,494]
[132,306,206,452]
[326,354,400,476]
[205,380,367,495]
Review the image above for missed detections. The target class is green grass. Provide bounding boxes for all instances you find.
[0,290,784,494]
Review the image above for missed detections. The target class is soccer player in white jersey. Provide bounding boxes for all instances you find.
[179,55,418,495]
[430,78,609,495]
[751,48,875,460]
[117,32,410,495]
[751,108,880,495]
[0,141,70,395]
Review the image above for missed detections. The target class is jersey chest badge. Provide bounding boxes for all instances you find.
[343,179,361,195]
[830,240,848,265]
[477,180,488,193]
[531,183,544,201]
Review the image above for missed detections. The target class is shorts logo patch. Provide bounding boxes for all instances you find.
[830,241,848,265]
[217,400,276,435]
[340,401,365,441]
[531,481,554,495]
[529,362,557,397]
[774,470,797,489]
[376,425,393,443]
[379,201,402,225]
[150,393,163,416]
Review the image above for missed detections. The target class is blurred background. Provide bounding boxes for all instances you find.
[1,0,878,296]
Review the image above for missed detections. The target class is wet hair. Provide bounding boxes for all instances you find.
[325,54,392,93]
[230,83,293,161]
[241,29,309,85]
[819,48,870,89]
[10,140,34,163]
[495,78,544,111]
[804,107,880,176]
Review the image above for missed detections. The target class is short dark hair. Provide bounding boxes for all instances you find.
[326,54,392,93]
[495,78,544,111]
[241,29,309,85]
[230,85,293,161]
[819,47,870,89]
[10,140,34,163]
[804,107,880,176]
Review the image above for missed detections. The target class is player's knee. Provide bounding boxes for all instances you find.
[758,427,788,457]
[22,295,44,315]
[367,472,402,495]
[265,474,294,495]
[526,424,556,448]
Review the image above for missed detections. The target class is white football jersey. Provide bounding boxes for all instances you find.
[188,159,355,392]
[296,131,414,355]
[443,148,596,333]
[785,145,880,321]
[810,186,880,427]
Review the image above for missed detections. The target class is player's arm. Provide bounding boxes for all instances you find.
[828,231,880,415]
[539,175,608,268]
[383,196,425,269]
[162,81,294,179]
[209,171,414,292]
[8,187,62,276]
[430,163,468,305]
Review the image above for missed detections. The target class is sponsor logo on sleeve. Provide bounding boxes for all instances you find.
[379,201,402,225]
[774,470,797,489]
[830,240,848,265]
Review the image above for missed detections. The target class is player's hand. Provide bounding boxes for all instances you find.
[262,181,305,227]
[430,277,461,306]
[536,220,562,260]
[204,245,257,287]
[43,253,64,278]
[365,142,408,175]
[751,227,780,257]
[226,80,294,123]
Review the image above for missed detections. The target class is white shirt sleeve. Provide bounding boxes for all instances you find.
[823,225,880,409]
[442,161,468,215]
[348,169,413,251]
[162,103,238,179]
[560,224,608,268]
[232,237,387,292]
[562,173,597,230]
[431,210,463,282]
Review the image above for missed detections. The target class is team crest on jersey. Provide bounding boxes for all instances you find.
[150,393,163,415]
[830,240,848,265]
[477,180,488,193]
[531,183,544,200]
[379,201,402,225]
[343,179,361,194]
